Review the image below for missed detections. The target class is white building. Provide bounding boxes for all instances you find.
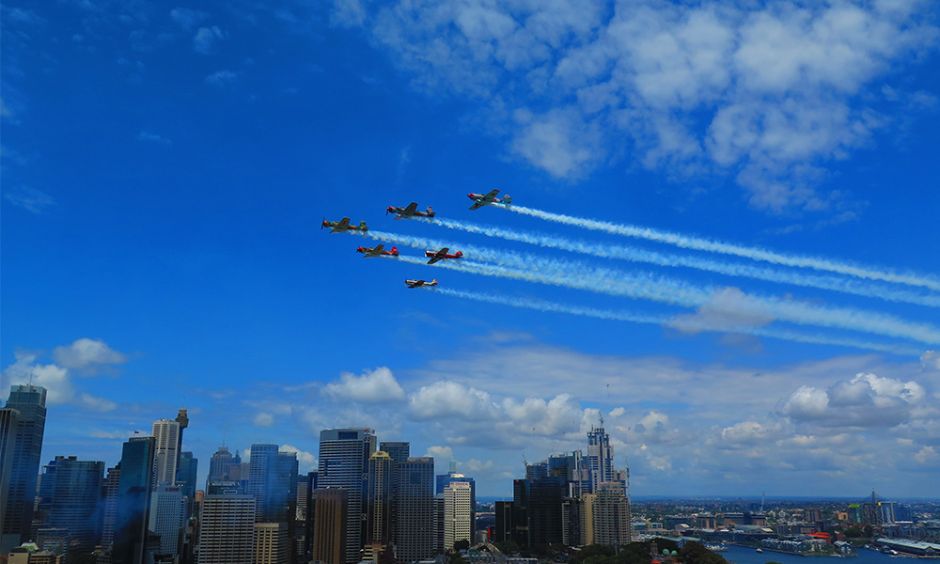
[254,522,288,564]
[149,485,185,560]
[152,419,181,485]
[443,482,472,551]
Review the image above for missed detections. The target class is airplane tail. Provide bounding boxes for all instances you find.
[503,195,512,205]
[390,246,399,255]
[360,221,368,231]
[427,206,434,216]
[455,251,463,258]
[431,279,438,285]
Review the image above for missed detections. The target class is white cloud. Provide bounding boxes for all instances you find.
[53,338,126,371]
[344,0,938,213]
[137,130,171,145]
[1,351,115,411]
[193,26,224,54]
[720,420,784,445]
[914,445,938,465]
[4,186,55,214]
[204,70,237,86]
[670,286,775,334]
[408,381,495,420]
[280,444,317,470]
[782,372,926,427]
[425,445,454,461]
[253,412,274,427]
[921,350,940,372]
[323,367,405,403]
[170,8,207,31]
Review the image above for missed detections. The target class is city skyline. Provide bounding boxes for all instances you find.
[3,0,940,500]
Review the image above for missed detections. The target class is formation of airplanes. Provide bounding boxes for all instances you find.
[323,189,512,286]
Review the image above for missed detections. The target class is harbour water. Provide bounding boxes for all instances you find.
[724,545,922,564]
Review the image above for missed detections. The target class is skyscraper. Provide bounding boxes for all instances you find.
[254,522,289,564]
[378,442,409,465]
[112,435,156,564]
[35,456,104,556]
[197,495,256,564]
[585,424,627,494]
[0,408,18,538]
[312,488,347,564]
[100,464,122,553]
[247,444,298,524]
[148,485,186,559]
[436,471,476,537]
[395,457,435,561]
[376,441,408,548]
[152,419,182,485]
[444,481,472,551]
[366,451,393,548]
[176,451,198,517]
[592,482,631,546]
[318,428,375,563]
[207,446,235,485]
[1,384,47,551]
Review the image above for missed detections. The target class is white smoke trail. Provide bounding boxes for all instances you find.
[503,205,940,293]
[365,231,940,346]
[427,218,940,308]
[427,286,922,356]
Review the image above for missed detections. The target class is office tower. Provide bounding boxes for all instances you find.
[519,476,566,547]
[586,424,628,494]
[1,384,47,551]
[524,462,547,481]
[377,441,408,548]
[0,408,18,537]
[100,464,122,552]
[549,452,588,498]
[197,495,256,564]
[34,456,104,556]
[579,493,596,546]
[318,428,375,563]
[494,501,513,543]
[396,457,435,561]
[153,419,182,485]
[312,488,347,564]
[207,446,235,484]
[176,452,198,508]
[436,471,476,537]
[247,445,298,524]
[510,480,528,547]
[303,471,319,560]
[592,482,631,546]
[444,482,472,551]
[561,497,581,547]
[378,442,409,465]
[366,451,393,547]
[149,485,185,559]
[113,435,156,564]
[254,522,288,564]
[434,496,445,554]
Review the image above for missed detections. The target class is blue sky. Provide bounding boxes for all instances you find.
[2,0,940,497]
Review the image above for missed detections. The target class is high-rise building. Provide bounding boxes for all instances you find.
[378,442,409,466]
[396,457,435,561]
[176,452,198,510]
[153,419,182,485]
[312,488,347,564]
[197,495,256,564]
[113,435,156,564]
[1,384,47,551]
[207,446,235,485]
[521,476,566,547]
[254,522,289,564]
[247,445,298,525]
[318,428,375,563]
[436,471,476,537]
[149,485,185,559]
[366,451,393,548]
[585,425,627,494]
[35,456,104,556]
[494,501,513,544]
[444,482,472,551]
[100,464,122,553]
[579,493,595,546]
[592,482,631,546]
[0,408,18,537]
[303,471,319,560]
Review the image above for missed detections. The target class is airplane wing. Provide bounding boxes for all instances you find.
[364,244,383,257]
[427,248,448,265]
[403,202,418,215]
[332,217,351,232]
[484,188,500,199]
[469,199,486,210]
